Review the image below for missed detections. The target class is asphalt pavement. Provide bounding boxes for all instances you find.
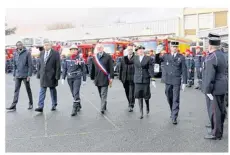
[5,74,228,152]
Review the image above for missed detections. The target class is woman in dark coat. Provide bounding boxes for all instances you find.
[133,45,156,119]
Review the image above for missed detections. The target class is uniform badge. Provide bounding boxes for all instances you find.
[177,58,181,63]
[75,59,80,65]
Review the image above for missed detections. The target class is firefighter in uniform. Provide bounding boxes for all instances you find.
[194,46,203,89]
[61,45,87,116]
[160,41,187,124]
[220,42,228,108]
[185,49,195,87]
[203,33,228,140]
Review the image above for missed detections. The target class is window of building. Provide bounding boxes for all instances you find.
[215,11,228,27]
[184,15,197,29]
[198,13,213,29]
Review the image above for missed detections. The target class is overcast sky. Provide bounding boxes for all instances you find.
[6,8,181,34]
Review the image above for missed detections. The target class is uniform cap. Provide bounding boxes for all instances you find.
[135,45,145,51]
[170,41,179,47]
[69,44,78,50]
[208,33,221,46]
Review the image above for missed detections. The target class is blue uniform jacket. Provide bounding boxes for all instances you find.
[202,50,228,95]
[62,55,87,81]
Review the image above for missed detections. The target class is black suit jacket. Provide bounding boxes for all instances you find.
[202,50,228,95]
[37,49,61,87]
[133,55,155,84]
[90,52,114,87]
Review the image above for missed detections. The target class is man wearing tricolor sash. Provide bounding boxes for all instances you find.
[90,43,114,114]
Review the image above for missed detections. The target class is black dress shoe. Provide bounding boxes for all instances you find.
[71,108,77,116]
[35,107,43,112]
[51,106,56,111]
[205,124,211,128]
[204,135,222,140]
[28,105,33,110]
[129,107,133,112]
[146,110,149,114]
[6,105,16,111]
[139,115,143,119]
[101,110,104,114]
[172,118,177,125]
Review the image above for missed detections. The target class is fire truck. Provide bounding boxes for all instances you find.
[98,40,130,75]
[21,37,61,53]
[132,36,192,77]
[99,40,130,59]
[78,44,95,63]
[5,47,15,73]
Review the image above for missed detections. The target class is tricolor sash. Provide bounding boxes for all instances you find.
[93,55,111,81]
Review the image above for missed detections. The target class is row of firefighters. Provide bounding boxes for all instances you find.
[6,45,209,90]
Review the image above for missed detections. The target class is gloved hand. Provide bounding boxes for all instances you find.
[182,84,186,91]
[82,81,86,86]
[152,81,156,88]
[61,79,65,85]
[207,94,214,100]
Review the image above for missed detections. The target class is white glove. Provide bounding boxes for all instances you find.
[207,94,214,100]
[61,79,65,85]
[82,81,86,86]
[182,84,186,91]
[152,81,156,88]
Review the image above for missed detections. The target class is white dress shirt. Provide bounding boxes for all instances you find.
[44,49,51,60]
[171,52,177,57]
[139,55,144,62]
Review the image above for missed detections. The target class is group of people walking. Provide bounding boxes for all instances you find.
[6,32,228,140]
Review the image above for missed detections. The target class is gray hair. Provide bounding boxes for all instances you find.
[211,45,220,50]
[43,40,52,45]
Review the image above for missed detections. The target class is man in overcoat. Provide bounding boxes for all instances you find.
[35,40,61,112]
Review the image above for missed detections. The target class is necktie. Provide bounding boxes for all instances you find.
[44,52,49,62]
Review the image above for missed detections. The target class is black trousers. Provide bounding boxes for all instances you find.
[187,70,194,86]
[123,81,135,108]
[196,67,202,88]
[165,84,180,119]
[207,94,226,138]
[12,78,33,106]
[67,78,81,102]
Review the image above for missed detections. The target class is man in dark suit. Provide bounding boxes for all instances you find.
[160,41,187,124]
[119,44,135,112]
[203,33,228,140]
[90,43,114,114]
[35,40,61,112]
[6,41,33,111]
